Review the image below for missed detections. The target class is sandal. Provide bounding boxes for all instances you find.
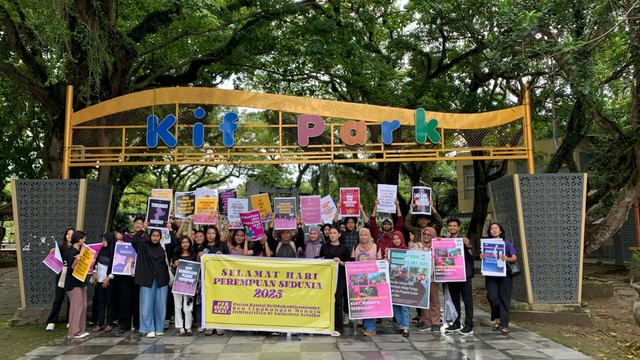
[501,327,510,336]
[216,329,225,336]
[204,329,213,336]
[492,322,501,331]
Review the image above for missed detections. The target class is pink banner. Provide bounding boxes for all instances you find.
[345,260,393,319]
[432,238,466,282]
[300,195,322,225]
[239,209,265,241]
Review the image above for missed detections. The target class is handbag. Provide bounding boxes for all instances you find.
[57,266,67,288]
[507,261,521,276]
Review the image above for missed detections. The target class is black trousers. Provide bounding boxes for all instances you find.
[448,279,474,328]
[485,275,513,328]
[95,282,116,326]
[115,275,140,330]
[334,280,346,333]
[45,281,70,324]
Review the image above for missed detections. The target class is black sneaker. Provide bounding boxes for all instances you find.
[459,326,473,335]
[416,322,428,332]
[431,324,441,333]
[445,324,461,333]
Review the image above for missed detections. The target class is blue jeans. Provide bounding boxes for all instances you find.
[362,318,376,332]
[393,305,409,330]
[139,280,168,334]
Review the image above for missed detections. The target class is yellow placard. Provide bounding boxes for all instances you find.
[72,246,96,282]
[250,193,272,221]
[194,197,219,225]
[202,255,337,334]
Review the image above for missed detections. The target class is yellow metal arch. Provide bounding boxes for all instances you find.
[63,86,534,178]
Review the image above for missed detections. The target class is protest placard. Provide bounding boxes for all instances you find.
[72,246,96,282]
[320,195,337,224]
[411,186,432,215]
[146,197,172,228]
[377,184,397,213]
[218,188,237,214]
[240,210,265,241]
[432,238,466,282]
[174,191,195,218]
[345,260,393,319]
[388,248,432,308]
[274,197,297,230]
[43,241,64,274]
[481,238,506,277]
[250,193,272,222]
[228,198,249,229]
[172,260,201,296]
[112,242,137,276]
[300,195,322,225]
[340,188,360,216]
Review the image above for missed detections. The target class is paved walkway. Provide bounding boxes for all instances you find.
[19,308,591,360]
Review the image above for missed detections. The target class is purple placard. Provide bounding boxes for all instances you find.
[172,260,201,296]
[112,242,137,276]
[218,188,237,214]
[300,195,322,225]
[239,210,265,241]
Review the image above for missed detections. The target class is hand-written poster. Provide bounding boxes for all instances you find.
[320,195,337,224]
[43,241,64,274]
[112,242,137,276]
[84,243,103,274]
[388,249,432,308]
[72,246,96,282]
[172,260,201,296]
[175,191,196,218]
[346,260,393,319]
[228,198,249,229]
[274,197,297,230]
[146,197,172,228]
[152,189,174,212]
[377,184,397,213]
[202,255,337,334]
[340,187,360,216]
[218,188,237,214]
[300,195,322,225]
[432,238,466,282]
[240,210,265,241]
[411,186,432,215]
[481,238,506,277]
[250,193,273,222]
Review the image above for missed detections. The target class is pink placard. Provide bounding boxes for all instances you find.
[239,210,265,241]
[345,260,393,319]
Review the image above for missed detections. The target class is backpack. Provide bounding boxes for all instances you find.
[275,241,297,258]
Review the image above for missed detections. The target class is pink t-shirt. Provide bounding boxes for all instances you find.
[352,243,381,261]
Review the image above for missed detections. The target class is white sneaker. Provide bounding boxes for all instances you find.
[73,332,89,339]
[146,332,156,338]
[45,323,55,331]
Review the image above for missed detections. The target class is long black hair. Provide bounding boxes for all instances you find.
[486,222,506,239]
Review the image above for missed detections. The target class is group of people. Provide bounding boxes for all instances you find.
[45,197,518,339]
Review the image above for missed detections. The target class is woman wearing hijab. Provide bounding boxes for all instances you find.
[410,227,442,333]
[385,231,410,337]
[92,232,117,332]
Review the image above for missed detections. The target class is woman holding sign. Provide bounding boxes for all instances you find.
[320,227,351,337]
[132,228,171,338]
[171,236,197,336]
[480,222,517,336]
[65,230,89,339]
